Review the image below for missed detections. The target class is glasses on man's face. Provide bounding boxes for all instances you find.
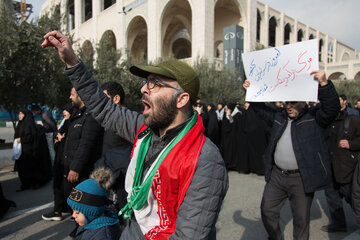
[141,78,180,91]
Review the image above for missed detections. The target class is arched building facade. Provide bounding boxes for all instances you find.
[40,0,360,80]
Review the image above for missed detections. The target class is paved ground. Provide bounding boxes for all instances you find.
[1,126,359,239]
[0,126,15,143]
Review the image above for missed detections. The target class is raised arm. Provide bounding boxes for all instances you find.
[42,31,144,142]
[310,70,340,128]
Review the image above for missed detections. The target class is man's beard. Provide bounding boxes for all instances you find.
[72,100,81,109]
[143,94,177,131]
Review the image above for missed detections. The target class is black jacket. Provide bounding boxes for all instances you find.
[326,111,360,183]
[63,107,104,179]
[252,81,340,193]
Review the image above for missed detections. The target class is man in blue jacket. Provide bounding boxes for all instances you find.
[243,70,340,240]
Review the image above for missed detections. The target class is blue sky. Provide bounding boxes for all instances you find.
[28,0,360,50]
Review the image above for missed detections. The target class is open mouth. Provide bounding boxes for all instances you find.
[142,99,151,115]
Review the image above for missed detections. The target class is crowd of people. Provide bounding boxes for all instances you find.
[194,100,269,175]
[1,30,360,240]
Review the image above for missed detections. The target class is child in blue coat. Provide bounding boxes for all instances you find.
[67,168,120,240]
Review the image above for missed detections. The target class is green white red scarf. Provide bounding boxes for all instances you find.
[120,112,205,239]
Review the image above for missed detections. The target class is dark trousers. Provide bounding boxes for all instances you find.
[54,174,79,213]
[324,182,352,227]
[261,167,314,240]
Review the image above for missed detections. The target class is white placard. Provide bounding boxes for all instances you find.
[242,39,319,102]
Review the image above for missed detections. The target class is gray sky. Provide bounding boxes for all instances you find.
[27,0,46,21]
[28,0,360,50]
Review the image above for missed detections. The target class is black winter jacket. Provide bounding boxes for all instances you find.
[252,81,340,193]
[326,111,360,183]
[63,107,104,179]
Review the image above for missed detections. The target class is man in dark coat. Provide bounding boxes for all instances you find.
[243,70,340,240]
[339,94,359,117]
[322,109,360,232]
[95,81,133,225]
[43,88,103,237]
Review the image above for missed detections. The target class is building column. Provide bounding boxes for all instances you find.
[305,25,309,40]
[92,0,101,17]
[279,12,284,46]
[192,0,214,60]
[293,19,298,43]
[74,0,82,29]
[348,60,355,80]
[60,0,67,32]
[147,0,158,61]
[117,1,127,60]
[245,0,256,52]
[264,4,269,47]
[92,0,100,42]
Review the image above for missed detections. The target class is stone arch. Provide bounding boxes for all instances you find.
[297,29,303,42]
[127,16,148,61]
[214,0,242,54]
[214,40,223,58]
[309,34,314,40]
[81,40,94,68]
[99,30,117,54]
[328,72,346,81]
[256,9,261,42]
[341,51,351,62]
[354,71,360,81]
[161,0,192,59]
[172,37,191,59]
[268,16,277,47]
[284,23,291,45]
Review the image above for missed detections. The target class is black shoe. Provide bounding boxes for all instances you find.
[42,211,62,221]
[69,225,78,238]
[321,224,347,232]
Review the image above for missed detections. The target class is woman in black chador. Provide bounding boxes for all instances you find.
[14,108,52,191]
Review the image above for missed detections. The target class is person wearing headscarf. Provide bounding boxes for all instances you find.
[14,108,51,191]
[205,104,220,148]
[221,103,247,172]
[43,103,74,220]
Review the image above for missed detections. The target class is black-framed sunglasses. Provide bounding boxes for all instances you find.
[141,78,181,91]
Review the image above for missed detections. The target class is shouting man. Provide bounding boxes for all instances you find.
[41,31,228,240]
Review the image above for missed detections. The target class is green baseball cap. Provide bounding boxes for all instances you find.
[130,60,199,103]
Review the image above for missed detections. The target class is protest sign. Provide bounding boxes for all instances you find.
[242,39,319,102]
